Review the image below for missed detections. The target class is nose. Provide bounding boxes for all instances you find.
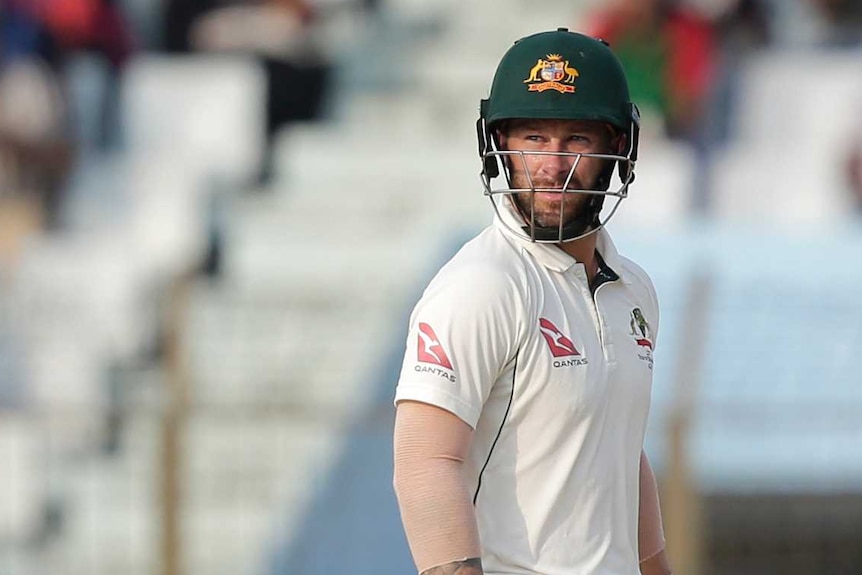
[536,147,576,182]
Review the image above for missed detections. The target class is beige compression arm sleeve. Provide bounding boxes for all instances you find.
[393,400,482,573]
[639,450,667,563]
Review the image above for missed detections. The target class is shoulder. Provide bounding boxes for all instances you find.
[425,226,531,302]
[617,255,659,314]
[618,256,656,296]
[598,229,656,308]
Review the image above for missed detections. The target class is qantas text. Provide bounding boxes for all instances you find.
[415,365,456,382]
[553,358,589,368]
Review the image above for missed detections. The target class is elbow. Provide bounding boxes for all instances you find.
[392,465,405,504]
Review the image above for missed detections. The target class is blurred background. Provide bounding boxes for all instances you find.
[0,0,861,574]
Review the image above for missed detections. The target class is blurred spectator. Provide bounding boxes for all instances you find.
[0,0,135,230]
[849,137,862,213]
[586,0,717,144]
[44,0,135,151]
[162,0,333,184]
[713,0,772,55]
[191,2,312,54]
[808,0,862,46]
[0,0,73,231]
[707,0,773,146]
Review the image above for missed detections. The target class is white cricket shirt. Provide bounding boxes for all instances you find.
[394,216,659,575]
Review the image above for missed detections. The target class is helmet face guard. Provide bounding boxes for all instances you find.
[477,29,640,243]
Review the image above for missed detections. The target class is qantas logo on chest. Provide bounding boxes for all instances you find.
[539,318,588,367]
[539,318,580,357]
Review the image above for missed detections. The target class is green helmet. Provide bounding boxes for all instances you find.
[478,28,640,243]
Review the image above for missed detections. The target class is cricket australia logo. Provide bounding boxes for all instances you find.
[629,308,654,368]
[539,318,588,368]
[524,54,579,94]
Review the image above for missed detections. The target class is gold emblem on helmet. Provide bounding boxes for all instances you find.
[523,54,578,94]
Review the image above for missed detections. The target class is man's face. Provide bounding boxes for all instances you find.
[497,119,619,230]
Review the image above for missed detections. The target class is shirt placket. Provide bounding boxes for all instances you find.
[593,283,618,366]
[571,267,616,365]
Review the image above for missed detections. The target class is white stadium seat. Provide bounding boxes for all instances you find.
[732,48,862,152]
[609,138,697,231]
[709,142,856,226]
[0,416,45,543]
[122,55,266,185]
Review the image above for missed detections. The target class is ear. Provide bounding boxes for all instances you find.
[496,129,508,150]
[616,130,634,183]
[619,134,629,155]
[610,130,626,155]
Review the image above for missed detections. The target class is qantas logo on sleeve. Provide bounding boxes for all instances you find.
[539,318,588,367]
[417,322,453,369]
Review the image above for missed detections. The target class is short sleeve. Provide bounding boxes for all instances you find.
[394,263,524,428]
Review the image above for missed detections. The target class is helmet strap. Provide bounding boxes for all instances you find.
[595,160,616,192]
[477,100,500,178]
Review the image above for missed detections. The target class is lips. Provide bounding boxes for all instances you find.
[533,191,565,202]
[530,180,581,192]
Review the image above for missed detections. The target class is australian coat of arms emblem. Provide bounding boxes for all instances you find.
[523,54,579,94]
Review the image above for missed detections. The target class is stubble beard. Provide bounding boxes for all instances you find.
[510,172,591,229]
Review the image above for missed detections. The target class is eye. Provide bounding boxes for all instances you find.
[525,134,545,142]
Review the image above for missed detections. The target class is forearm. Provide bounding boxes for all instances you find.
[393,401,483,574]
[420,558,483,575]
[394,460,482,574]
[639,548,672,575]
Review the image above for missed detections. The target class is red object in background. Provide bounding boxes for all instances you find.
[588,4,716,139]
[589,6,715,101]
[38,0,134,66]
[665,11,715,108]
[40,0,97,46]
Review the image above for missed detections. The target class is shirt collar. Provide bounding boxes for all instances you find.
[494,216,630,285]
[595,227,629,284]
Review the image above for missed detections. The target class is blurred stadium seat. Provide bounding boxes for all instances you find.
[731,48,862,152]
[609,137,698,230]
[710,142,857,226]
[3,3,862,575]
[124,155,211,280]
[0,416,44,544]
[121,55,266,186]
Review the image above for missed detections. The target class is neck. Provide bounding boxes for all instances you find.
[558,234,599,281]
